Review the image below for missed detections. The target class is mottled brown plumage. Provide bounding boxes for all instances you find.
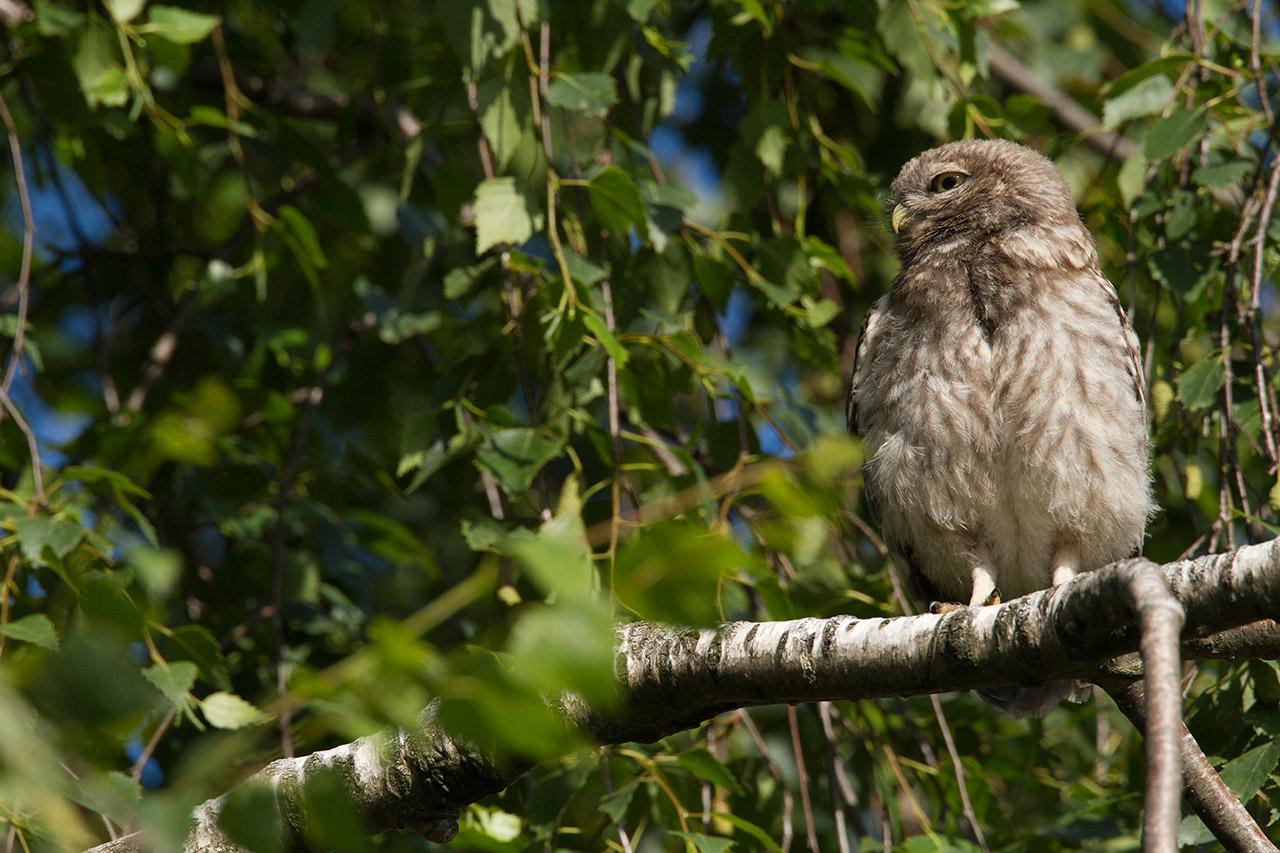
[847,139,1153,716]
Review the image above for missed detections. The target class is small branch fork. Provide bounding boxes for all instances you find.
[85,542,1280,853]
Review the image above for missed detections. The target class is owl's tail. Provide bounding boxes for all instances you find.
[977,681,1078,718]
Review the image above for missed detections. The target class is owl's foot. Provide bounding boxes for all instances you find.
[930,588,1001,613]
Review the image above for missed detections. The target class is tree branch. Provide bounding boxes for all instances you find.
[1105,679,1276,852]
[86,541,1280,852]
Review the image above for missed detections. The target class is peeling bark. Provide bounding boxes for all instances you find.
[86,541,1280,853]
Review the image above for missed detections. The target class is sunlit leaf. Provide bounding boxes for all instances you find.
[0,614,59,650]
[545,72,617,116]
[201,693,270,729]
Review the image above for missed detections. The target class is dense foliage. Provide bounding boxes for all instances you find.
[0,0,1278,849]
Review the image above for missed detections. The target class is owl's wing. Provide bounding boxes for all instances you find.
[846,294,890,434]
[1092,271,1147,410]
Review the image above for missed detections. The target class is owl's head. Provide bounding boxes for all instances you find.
[885,139,1081,260]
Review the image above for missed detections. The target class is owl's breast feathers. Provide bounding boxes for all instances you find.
[847,223,1152,601]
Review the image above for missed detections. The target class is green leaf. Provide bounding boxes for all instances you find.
[1148,243,1210,294]
[1102,74,1173,129]
[1179,740,1280,845]
[1176,358,1224,411]
[474,177,542,253]
[615,524,755,626]
[201,692,270,729]
[732,0,770,31]
[802,297,840,328]
[444,257,498,300]
[695,812,781,851]
[169,625,231,691]
[626,0,658,21]
[1117,154,1149,207]
[62,465,150,498]
[71,19,128,109]
[506,603,615,703]
[670,832,735,853]
[0,614,59,650]
[476,426,565,494]
[754,236,817,307]
[13,517,84,562]
[582,312,628,366]
[219,783,284,853]
[146,5,220,43]
[129,547,181,601]
[562,250,608,287]
[1191,160,1254,189]
[142,661,198,709]
[693,254,736,310]
[588,166,646,235]
[1102,53,1192,98]
[70,771,142,829]
[545,72,618,117]
[105,0,146,23]
[477,66,529,172]
[300,767,367,849]
[275,205,328,271]
[35,1,85,36]
[742,100,789,176]
[677,748,745,794]
[440,0,523,80]
[598,779,637,822]
[504,476,595,603]
[1144,105,1208,161]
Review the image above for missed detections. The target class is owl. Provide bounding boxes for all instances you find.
[847,139,1153,716]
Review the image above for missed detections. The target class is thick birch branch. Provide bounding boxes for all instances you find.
[87,541,1280,852]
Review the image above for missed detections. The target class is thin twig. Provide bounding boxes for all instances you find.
[130,708,176,783]
[928,694,988,851]
[0,94,43,503]
[1,396,43,503]
[786,705,820,853]
[0,92,34,400]
[815,702,856,853]
[738,710,794,853]
[601,278,625,586]
[0,554,18,659]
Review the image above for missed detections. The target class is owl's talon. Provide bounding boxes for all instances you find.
[929,601,966,614]
[981,588,1002,607]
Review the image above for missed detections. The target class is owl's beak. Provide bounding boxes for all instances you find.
[891,204,912,234]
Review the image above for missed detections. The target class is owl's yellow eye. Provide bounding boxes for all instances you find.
[929,171,967,193]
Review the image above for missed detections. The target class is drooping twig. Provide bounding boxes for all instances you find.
[738,709,795,853]
[0,93,33,400]
[815,701,858,853]
[0,94,44,504]
[928,694,988,851]
[786,704,820,853]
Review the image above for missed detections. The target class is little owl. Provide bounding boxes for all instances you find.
[847,139,1153,716]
